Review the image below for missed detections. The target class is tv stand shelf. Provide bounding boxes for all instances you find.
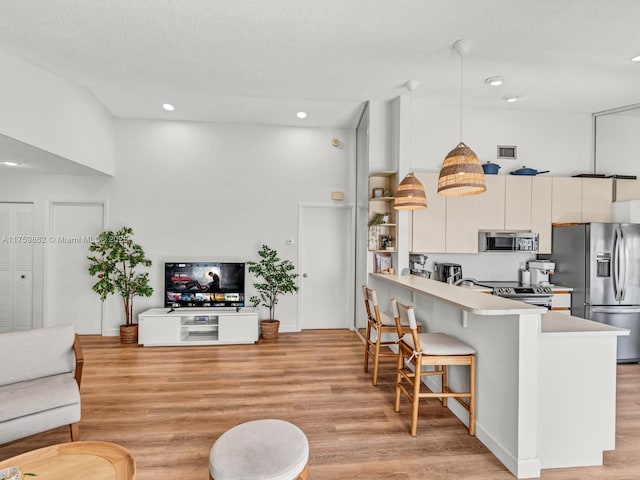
[138,308,259,346]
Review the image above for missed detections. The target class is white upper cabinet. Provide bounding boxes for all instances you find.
[411,175,611,254]
[445,176,505,253]
[411,172,446,253]
[581,178,613,222]
[552,177,613,224]
[551,177,583,223]
[614,179,640,202]
[505,176,532,230]
[474,176,507,231]
[531,177,553,254]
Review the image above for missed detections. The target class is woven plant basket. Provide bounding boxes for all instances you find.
[261,320,280,340]
[120,324,139,344]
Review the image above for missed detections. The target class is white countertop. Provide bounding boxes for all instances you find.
[540,311,629,336]
[370,273,547,316]
[549,285,573,292]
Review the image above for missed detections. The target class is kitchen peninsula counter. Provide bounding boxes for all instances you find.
[369,273,627,479]
[371,273,546,316]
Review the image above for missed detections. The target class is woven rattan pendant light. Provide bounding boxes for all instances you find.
[394,80,427,210]
[437,40,486,196]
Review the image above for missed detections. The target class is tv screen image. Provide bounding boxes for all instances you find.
[164,262,245,308]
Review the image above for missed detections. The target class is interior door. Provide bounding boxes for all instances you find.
[299,204,352,329]
[48,202,105,334]
[0,203,34,332]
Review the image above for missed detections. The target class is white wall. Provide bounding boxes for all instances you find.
[595,112,640,176]
[410,102,592,175]
[0,119,355,334]
[0,51,115,175]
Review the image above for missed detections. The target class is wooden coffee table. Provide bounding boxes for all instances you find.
[0,441,136,480]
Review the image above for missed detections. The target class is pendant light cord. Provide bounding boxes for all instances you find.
[459,52,464,142]
[409,86,413,172]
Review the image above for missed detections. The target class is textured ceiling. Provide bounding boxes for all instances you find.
[0,0,639,129]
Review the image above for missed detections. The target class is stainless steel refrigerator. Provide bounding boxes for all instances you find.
[551,223,640,363]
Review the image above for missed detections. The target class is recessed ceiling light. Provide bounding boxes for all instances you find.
[485,76,504,87]
[503,96,520,103]
[632,55,640,62]
[1,161,22,167]
[162,103,175,112]
[296,111,307,119]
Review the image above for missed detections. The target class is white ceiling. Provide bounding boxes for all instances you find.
[1,0,640,130]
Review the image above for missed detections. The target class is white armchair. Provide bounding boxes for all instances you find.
[0,325,84,445]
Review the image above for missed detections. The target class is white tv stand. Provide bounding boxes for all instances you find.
[138,308,259,346]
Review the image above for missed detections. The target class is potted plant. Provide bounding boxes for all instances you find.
[247,244,299,340]
[87,226,153,344]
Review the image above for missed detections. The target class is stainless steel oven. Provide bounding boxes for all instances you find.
[476,281,553,308]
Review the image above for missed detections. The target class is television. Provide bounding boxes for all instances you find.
[164,262,245,308]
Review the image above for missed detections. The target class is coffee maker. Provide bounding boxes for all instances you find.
[528,261,555,285]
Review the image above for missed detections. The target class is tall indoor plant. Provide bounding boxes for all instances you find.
[87,226,153,344]
[247,244,299,340]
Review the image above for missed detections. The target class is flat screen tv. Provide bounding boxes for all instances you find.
[164,262,245,308]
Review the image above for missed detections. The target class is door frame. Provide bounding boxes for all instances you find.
[297,202,355,331]
[44,200,108,333]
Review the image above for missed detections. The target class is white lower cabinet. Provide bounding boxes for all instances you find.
[138,308,259,346]
[551,290,572,315]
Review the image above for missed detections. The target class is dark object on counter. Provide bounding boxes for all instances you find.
[606,174,637,179]
[482,161,501,174]
[435,263,462,284]
[572,173,607,178]
[509,166,550,176]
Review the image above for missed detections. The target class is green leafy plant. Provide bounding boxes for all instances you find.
[247,244,299,322]
[87,226,153,325]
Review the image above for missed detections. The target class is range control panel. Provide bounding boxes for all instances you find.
[494,286,553,296]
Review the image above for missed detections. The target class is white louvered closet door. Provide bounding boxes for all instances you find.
[0,203,34,333]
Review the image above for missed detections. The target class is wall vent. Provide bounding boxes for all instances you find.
[497,145,517,159]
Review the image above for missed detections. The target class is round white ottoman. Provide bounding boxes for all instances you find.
[209,419,309,480]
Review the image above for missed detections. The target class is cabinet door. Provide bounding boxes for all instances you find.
[614,179,640,201]
[505,176,532,230]
[138,315,180,345]
[552,177,582,223]
[581,178,613,222]
[412,172,446,252]
[445,194,479,253]
[219,314,259,343]
[551,291,572,314]
[531,177,553,254]
[446,176,505,253]
[475,176,506,230]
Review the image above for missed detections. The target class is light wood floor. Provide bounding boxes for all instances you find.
[1,330,639,479]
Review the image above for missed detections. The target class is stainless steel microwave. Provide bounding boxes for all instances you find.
[478,231,539,252]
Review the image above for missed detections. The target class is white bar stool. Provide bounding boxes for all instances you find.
[209,419,309,480]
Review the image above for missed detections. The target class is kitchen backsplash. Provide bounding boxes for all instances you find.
[410,252,537,281]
